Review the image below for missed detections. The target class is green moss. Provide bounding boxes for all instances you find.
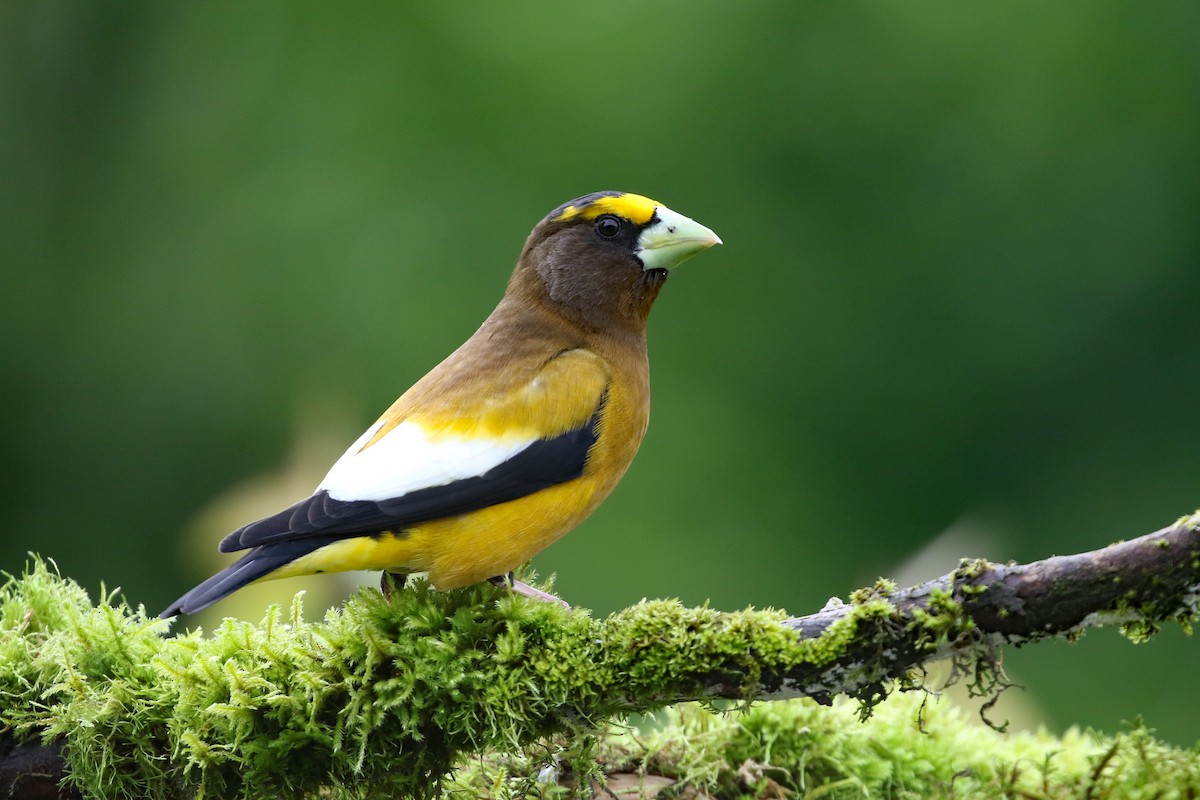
[909,587,976,652]
[847,577,896,604]
[951,559,995,603]
[450,694,1200,799]
[1,559,869,798]
[1120,618,1161,644]
[3,557,1200,799]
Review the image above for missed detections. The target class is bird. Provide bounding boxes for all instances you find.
[161,191,721,617]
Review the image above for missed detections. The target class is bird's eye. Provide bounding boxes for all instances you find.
[595,215,622,239]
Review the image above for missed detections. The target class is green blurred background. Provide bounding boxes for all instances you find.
[3,2,1198,743]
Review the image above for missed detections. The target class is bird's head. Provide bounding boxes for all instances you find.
[510,191,721,333]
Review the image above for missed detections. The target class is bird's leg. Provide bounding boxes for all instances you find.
[488,572,570,608]
[380,571,407,600]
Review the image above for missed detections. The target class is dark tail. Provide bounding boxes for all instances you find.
[160,536,342,618]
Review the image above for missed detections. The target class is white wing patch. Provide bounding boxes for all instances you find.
[317,419,538,503]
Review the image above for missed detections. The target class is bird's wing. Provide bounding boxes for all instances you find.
[219,349,609,552]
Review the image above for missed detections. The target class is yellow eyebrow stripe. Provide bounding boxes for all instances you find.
[553,193,661,226]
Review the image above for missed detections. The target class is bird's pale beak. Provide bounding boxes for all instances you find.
[636,205,722,271]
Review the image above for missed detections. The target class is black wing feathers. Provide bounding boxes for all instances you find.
[219,404,604,553]
[160,534,347,617]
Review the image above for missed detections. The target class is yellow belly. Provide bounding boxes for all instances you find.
[407,477,601,588]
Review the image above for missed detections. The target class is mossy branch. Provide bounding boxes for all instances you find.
[780,512,1200,706]
[1,512,1198,799]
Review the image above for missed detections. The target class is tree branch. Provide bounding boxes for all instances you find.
[768,514,1200,707]
[792,514,1199,640]
[0,740,75,800]
[1,513,1197,799]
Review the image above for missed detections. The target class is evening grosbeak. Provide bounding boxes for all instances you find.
[161,191,721,617]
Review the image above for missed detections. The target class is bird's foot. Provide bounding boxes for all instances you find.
[488,572,570,608]
[380,571,407,600]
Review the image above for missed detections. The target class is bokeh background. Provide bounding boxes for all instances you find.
[3,2,1198,744]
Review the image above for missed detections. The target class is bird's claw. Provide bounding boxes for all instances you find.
[380,571,406,600]
[488,573,570,608]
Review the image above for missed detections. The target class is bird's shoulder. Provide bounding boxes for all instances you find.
[370,337,612,447]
